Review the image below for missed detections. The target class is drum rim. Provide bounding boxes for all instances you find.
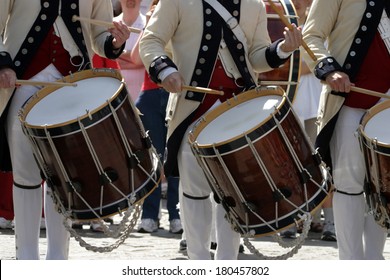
[260,0,300,103]
[359,99,390,148]
[19,68,125,130]
[189,86,287,148]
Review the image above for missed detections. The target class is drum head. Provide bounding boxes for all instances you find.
[21,69,124,128]
[191,87,286,147]
[196,94,282,145]
[362,100,390,146]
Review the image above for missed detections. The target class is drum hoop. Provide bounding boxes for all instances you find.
[262,0,300,103]
[189,86,287,148]
[19,69,125,131]
[359,99,390,148]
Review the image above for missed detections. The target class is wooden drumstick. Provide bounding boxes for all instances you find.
[351,86,390,99]
[158,84,224,95]
[73,15,142,34]
[267,0,317,61]
[259,80,298,86]
[16,80,77,87]
[267,1,390,100]
[182,85,224,96]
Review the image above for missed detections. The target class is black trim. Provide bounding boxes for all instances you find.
[0,52,14,69]
[104,35,126,60]
[342,0,385,82]
[265,39,290,68]
[164,112,196,177]
[61,0,91,69]
[314,57,343,81]
[12,0,60,78]
[334,189,364,196]
[183,192,210,200]
[148,56,178,84]
[13,181,41,189]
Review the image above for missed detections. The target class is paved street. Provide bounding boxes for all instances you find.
[1,197,389,261]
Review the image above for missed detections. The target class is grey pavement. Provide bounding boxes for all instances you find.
[0,198,389,261]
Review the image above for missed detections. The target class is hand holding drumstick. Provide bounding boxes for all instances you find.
[72,16,133,50]
[267,1,390,100]
[159,72,223,95]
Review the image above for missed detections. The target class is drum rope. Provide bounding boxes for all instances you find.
[244,134,279,193]
[78,118,146,212]
[241,212,312,260]
[44,126,73,186]
[272,111,313,211]
[61,203,142,253]
[212,145,249,204]
[108,101,160,190]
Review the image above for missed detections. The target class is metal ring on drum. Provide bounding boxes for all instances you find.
[189,86,332,241]
[18,68,162,252]
[358,99,390,231]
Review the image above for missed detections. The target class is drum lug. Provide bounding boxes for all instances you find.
[273,188,292,201]
[299,169,311,185]
[99,168,119,185]
[66,181,82,193]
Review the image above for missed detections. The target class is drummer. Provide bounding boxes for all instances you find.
[139,0,302,260]
[0,0,130,260]
[302,0,389,259]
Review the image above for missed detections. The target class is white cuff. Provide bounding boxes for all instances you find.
[158,67,178,82]
[276,42,293,59]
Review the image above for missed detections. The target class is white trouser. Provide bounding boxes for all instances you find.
[178,123,240,260]
[6,64,70,259]
[330,106,387,259]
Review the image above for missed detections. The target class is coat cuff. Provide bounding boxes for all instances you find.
[0,52,14,69]
[314,57,343,81]
[265,39,289,68]
[104,35,126,59]
[148,56,178,84]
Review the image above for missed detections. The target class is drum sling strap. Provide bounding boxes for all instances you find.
[204,0,257,90]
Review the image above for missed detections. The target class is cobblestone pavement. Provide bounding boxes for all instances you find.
[0,198,389,261]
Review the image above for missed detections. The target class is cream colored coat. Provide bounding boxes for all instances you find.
[0,0,115,116]
[302,0,369,132]
[140,0,275,139]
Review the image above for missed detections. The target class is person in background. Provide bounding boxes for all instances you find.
[115,0,146,101]
[0,0,130,259]
[140,0,302,259]
[130,0,182,234]
[302,0,389,259]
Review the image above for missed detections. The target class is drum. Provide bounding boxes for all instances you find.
[189,87,330,237]
[258,0,300,102]
[358,100,390,229]
[19,69,161,221]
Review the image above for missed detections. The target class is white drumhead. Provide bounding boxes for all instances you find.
[364,107,390,144]
[25,77,122,126]
[196,95,282,144]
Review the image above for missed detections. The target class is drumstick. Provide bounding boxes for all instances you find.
[259,81,298,86]
[73,15,142,34]
[267,1,390,100]
[158,84,224,95]
[351,86,390,99]
[182,85,224,96]
[267,0,317,61]
[16,80,77,87]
